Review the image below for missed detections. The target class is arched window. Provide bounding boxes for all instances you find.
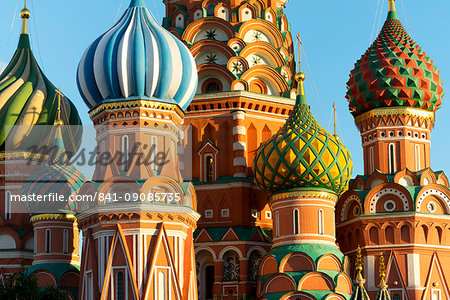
[158,271,166,299]
[63,229,68,254]
[121,135,129,171]
[206,81,221,93]
[116,271,125,300]
[223,251,240,281]
[369,147,374,174]
[275,211,280,238]
[205,155,214,182]
[175,14,184,28]
[388,143,396,174]
[318,209,324,235]
[151,136,158,170]
[5,191,11,220]
[206,4,215,16]
[293,209,299,235]
[45,229,51,253]
[101,140,105,153]
[415,144,421,171]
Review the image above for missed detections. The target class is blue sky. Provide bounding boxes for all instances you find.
[1,0,450,176]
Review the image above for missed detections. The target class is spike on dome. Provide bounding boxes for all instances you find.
[253,36,353,195]
[0,4,82,154]
[346,0,444,117]
[129,0,146,7]
[77,0,198,111]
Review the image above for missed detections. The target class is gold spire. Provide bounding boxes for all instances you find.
[388,0,396,13]
[54,89,64,126]
[355,245,366,285]
[20,0,30,34]
[332,102,338,139]
[294,33,305,96]
[379,252,388,289]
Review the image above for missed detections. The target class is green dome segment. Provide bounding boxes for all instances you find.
[346,0,444,117]
[254,74,353,195]
[0,10,82,154]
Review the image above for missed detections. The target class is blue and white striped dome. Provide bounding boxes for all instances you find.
[77,0,197,111]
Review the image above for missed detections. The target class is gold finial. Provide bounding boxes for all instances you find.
[388,0,396,13]
[355,245,366,285]
[332,102,338,139]
[294,33,305,95]
[20,0,30,34]
[54,89,64,126]
[379,252,388,288]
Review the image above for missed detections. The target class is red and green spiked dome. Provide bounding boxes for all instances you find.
[346,0,444,117]
[254,72,353,195]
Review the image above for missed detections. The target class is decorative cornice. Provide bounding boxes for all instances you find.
[269,190,338,202]
[30,213,77,222]
[0,151,46,161]
[355,107,434,124]
[89,100,184,119]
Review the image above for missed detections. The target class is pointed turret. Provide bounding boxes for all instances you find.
[350,246,371,300]
[375,253,391,300]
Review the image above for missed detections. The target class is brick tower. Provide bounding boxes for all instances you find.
[0,1,82,278]
[163,0,296,298]
[253,40,354,299]
[336,1,450,299]
[76,0,200,299]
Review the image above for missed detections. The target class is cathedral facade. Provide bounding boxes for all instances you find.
[0,0,448,299]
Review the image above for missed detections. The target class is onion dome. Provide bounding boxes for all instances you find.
[0,5,82,153]
[254,69,353,195]
[347,0,444,117]
[77,0,197,111]
[22,109,86,214]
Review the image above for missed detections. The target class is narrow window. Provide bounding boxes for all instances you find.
[275,211,280,238]
[205,155,214,182]
[63,229,68,254]
[293,209,299,235]
[369,147,374,173]
[121,135,129,171]
[388,143,395,174]
[151,136,158,170]
[158,271,166,300]
[45,229,51,253]
[415,144,421,171]
[5,191,11,220]
[101,140,105,153]
[116,271,125,300]
[206,4,215,16]
[86,272,93,300]
[318,209,324,235]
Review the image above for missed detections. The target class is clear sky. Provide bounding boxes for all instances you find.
[1,0,449,176]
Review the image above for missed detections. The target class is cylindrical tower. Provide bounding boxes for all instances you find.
[0,2,82,275]
[253,42,354,299]
[76,1,200,299]
[337,1,450,299]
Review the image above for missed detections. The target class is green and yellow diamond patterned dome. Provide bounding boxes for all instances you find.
[254,72,353,195]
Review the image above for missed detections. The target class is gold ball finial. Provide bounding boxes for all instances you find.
[20,8,30,20]
[54,119,64,126]
[294,72,305,82]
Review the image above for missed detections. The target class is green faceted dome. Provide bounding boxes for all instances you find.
[254,74,353,195]
[346,0,444,117]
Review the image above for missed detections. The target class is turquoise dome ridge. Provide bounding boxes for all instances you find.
[77,0,198,111]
